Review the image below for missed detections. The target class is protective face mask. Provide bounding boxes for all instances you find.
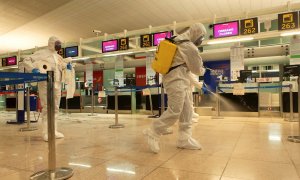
[194,36,205,46]
[54,41,62,51]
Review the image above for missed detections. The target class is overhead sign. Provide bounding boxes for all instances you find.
[153,31,172,46]
[240,17,259,35]
[213,21,239,38]
[140,34,152,48]
[118,37,129,50]
[65,46,78,58]
[102,39,118,53]
[278,11,298,31]
[2,56,17,67]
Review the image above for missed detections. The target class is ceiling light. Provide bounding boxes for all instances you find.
[207,37,254,45]
[280,31,300,36]
[103,51,134,57]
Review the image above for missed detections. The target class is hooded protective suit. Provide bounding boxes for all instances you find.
[188,72,203,123]
[145,23,206,153]
[19,36,71,141]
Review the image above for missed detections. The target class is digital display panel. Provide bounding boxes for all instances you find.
[240,17,259,35]
[118,38,129,51]
[213,21,239,38]
[2,56,17,66]
[7,56,17,66]
[102,39,118,53]
[65,46,78,58]
[278,11,299,31]
[140,34,152,48]
[153,31,172,46]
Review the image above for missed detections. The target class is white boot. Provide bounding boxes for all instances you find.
[43,132,65,142]
[42,119,64,142]
[192,112,199,123]
[192,118,198,123]
[143,128,160,153]
[177,128,202,150]
[161,128,173,135]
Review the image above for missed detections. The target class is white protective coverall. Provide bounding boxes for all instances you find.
[188,72,203,123]
[145,23,206,153]
[19,36,73,141]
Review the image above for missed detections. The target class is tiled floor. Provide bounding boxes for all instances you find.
[0,111,300,180]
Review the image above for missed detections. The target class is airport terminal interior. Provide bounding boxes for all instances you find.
[1,0,300,179]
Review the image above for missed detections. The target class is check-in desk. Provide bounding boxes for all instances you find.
[219,82,287,117]
[60,89,82,111]
[218,83,259,112]
[106,88,143,110]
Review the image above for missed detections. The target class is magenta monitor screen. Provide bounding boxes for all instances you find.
[153,31,172,46]
[6,56,17,66]
[102,39,118,53]
[213,21,239,38]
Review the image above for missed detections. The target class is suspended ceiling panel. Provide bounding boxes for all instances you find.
[0,0,299,53]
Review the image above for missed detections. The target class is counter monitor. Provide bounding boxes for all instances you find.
[213,21,239,38]
[65,46,78,58]
[102,39,118,53]
[153,31,172,46]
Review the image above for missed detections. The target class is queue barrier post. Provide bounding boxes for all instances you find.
[109,86,124,129]
[30,71,74,179]
[20,86,38,132]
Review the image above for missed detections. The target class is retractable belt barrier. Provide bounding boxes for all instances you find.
[218,85,290,90]
[104,84,160,93]
[0,72,73,179]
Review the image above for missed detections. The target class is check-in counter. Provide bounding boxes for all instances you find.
[218,83,259,112]
[5,96,17,110]
[60,89,82,110]
[218,82,285,113]
[106,88,143,110]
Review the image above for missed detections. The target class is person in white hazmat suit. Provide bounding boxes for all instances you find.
[19,36,73,142]
[144,23,207,153]
[188,72,204,123]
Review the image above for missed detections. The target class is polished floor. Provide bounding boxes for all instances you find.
[0,111,300,180]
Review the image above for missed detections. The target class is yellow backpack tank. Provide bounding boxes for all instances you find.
[151,38,189,75]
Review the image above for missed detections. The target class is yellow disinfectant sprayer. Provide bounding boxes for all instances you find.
[151,37,189,75]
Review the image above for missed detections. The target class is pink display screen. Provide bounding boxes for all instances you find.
[6,56,17,66]
[213,21,239,38]
[153,31,172,46]
[102,39,118,53]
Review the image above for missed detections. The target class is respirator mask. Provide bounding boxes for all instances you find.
[54,40,62,51]
[194,35,205,46]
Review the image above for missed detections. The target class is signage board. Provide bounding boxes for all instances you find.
[65,46,78,58]
[278,11,298,31]
[118,37,129,50]
[240,17,259,35]
[2,56,17,66]
[102,39,118,53]
[140,34,152,48]
[153,31,172,46]
[213,21,239,38]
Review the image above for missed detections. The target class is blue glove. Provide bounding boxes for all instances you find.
[67,63,72,70]
[32,68,40,73]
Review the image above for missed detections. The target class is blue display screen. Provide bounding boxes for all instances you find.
[65,46,78,58]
